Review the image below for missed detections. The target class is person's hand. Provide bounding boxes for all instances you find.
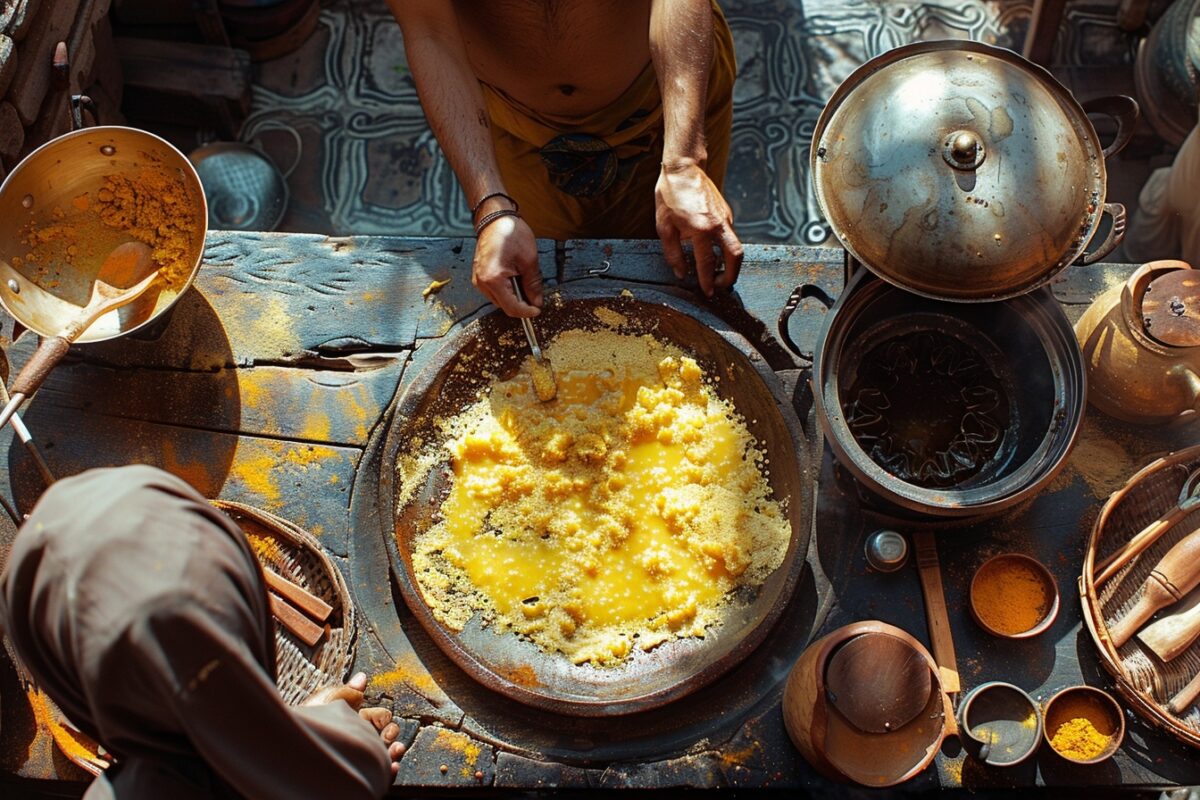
[655,161,744,297]
[472,214,542,317]
[306,673,405,776]
[303,671,367,709]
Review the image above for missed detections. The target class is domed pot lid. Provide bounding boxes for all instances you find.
[812,40,1110,301]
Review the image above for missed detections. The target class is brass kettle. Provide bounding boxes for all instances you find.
[1075,260,1200,425]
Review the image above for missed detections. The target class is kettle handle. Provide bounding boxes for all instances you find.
[1077,203,1127,266]
[1172,365,1200,425]
[1082,95,1140,159]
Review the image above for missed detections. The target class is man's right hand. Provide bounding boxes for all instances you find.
[472,214,542,317]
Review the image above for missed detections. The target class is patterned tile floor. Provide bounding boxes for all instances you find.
[240,0,1157,244]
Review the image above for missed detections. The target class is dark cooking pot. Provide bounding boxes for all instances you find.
[812,270,1085,518]
[801,40,1129,517]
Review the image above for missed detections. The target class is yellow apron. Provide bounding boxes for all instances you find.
[479,1,736,240]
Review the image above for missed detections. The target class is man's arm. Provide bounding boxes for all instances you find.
[387,0,541,316]
[650,0,743,296]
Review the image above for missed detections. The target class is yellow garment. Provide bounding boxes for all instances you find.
[480,1,736,240]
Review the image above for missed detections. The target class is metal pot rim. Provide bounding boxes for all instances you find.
[0,126,208,343]
[811,40,1113,302]
[813,272,1086,517]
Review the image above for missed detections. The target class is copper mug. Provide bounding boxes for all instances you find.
[1075,260,1200,425]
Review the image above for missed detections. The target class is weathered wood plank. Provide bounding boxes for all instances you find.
[24,358,407,448]
[3,409,359,555]
[52,233,555,372]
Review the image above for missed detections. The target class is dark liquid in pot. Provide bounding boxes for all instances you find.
[843,330,1010,489]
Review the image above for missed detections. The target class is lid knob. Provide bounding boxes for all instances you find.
[943,129,986,170]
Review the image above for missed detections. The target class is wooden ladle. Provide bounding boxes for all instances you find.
[1095,466,1200,586]
[0,243,158,435]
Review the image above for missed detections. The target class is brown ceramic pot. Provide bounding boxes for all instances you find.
[1075,260,1200,425]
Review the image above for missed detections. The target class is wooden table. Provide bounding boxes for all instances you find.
[1,234,1198,792]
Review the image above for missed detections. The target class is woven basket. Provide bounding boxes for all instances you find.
[1081,442,1200,749]
[213,501,357,707]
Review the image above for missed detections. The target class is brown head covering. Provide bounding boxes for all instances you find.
[2,465,390,799]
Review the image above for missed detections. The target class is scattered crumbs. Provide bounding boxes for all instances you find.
[942,756,963,786]
[620,288,634,298]
[422,277,452,298]
[593,306,628,328]
[529,356,558,401]
[1053,425,1134,499]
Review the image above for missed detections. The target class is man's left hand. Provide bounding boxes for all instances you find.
[655,161,744,297]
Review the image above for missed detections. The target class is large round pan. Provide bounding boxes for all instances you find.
[380,285,812,716]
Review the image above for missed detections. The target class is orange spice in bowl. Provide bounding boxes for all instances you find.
[1043,686,1124,764]
[970,553,1060,638]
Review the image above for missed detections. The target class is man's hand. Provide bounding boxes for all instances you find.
[472,214,543,317]
[306,672,405,777]
[655,160,743,297]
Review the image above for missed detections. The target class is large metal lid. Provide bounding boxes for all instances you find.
[812,41,1107,301]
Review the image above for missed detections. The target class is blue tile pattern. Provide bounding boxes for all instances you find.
[245,0,1139,242]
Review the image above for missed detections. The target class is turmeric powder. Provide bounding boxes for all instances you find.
[1048,693,1117,761]
[972,557,1049,635]
[27,687,105,768]
[95,167,198,290]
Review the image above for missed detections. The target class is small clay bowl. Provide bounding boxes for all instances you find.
[969,553,1060,639]
[957,681,1043,767]
[1042,686,1125,765]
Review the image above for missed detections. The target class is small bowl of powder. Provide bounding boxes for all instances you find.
[969,553,1060,638]
[1043,686,1125,764]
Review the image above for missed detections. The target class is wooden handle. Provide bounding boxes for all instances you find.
[268,592,325,646]
[1096,500,1198,585]
[1110,583,1174,648]
[914,531,960,694]
[1106,528,1200,648]
[60,270,160,342]
[263,569,332,623]
[1170,670,1200,716]
[10,336,71,396]
[1138,590,1200,662]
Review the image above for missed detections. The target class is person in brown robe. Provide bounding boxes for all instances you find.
[1,465,402,799]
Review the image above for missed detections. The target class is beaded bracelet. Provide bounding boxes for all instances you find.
[471,191,519,217]
[474,207,521,236]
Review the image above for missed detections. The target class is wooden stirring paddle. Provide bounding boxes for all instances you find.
[1138,588,1200,662]
[1108,527,1200,648]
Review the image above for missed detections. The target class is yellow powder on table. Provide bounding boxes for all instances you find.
[27,688,104,768]
[972,558,1049,635]
[407,329,791,667]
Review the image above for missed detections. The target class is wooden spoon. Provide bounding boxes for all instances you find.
[1095,466,1200,586]
[1108,527,1200,648]
[1138,588,1200,662]
[0,244,159,434]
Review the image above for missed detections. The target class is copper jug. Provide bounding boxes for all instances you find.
[1075,261,1200,425]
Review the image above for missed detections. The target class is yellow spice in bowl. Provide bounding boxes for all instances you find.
[410,328,790,667]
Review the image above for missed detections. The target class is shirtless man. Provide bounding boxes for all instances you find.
[389,0,742,316]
